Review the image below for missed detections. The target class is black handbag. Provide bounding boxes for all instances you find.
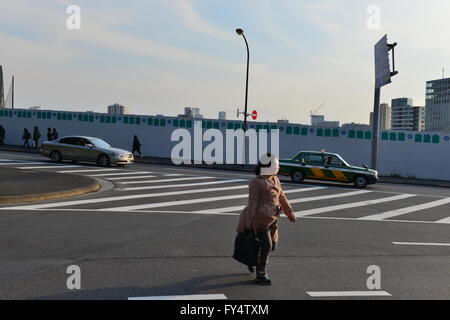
[233,230,260,267]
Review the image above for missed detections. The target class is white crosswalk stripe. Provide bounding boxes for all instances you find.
[196,189,371,213]
[359,197,450,221]
[118,179,245,191]
[56,168,119,173]
[101,186,325,212]
[115,176,215,184]
[87,171,150,177]
[295,194,416,217]
[433,217,450,224]
[106,175,158,180]
[17,165,84,169]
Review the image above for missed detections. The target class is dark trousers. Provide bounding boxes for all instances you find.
[256,230,277,277]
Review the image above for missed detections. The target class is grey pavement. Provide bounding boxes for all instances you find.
[0,151,449,300]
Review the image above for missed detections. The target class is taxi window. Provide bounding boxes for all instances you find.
[59,137,77,145]
[304,154,324,164]
[325,155,344,166]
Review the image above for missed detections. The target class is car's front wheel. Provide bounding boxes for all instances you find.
[290,170,304,183]
[97,154,110,167]
[353,175,368,188]
[50,150,62,163]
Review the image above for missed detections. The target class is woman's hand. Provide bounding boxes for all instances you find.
[288,214,297,223]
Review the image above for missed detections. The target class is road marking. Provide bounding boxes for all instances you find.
[128,294,227,300]
[295,194,416,217]
[306,291,391,297]
[87,171,150,177]
[196,186,330,213]
[4,207,450,226]
[2,185,249,210]
[359,197,450,221]
[118,179,245,191]
[56,168,119,173]
[393,242,450,247]
[16,165,84,169]
[106,175,162,180]
[0,162,49,166]
[436,217,450,224]
[103,187,326,212]
[114,176,215,184]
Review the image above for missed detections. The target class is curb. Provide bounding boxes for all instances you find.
[0,180,101,205]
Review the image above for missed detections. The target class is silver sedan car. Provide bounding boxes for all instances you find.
[41,136,134,166]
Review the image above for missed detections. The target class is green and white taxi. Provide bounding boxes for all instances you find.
[279,151,378,188]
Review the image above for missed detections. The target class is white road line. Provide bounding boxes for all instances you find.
[115,176,215,184]
[106,175,159,180]
[87,171,150,177]
[436,217,450,224]
[196,186,329,213]
[128,294,227,300]
[118,179,245,191]
[393,242,450,247]
[359,197,450,221]
[56,168,119,173]
[306,291,391,297]
[3,185,249,210]
[103,187,326,212]
[295,194,416,217]
[0,162,49,166]
[17,165,84,169]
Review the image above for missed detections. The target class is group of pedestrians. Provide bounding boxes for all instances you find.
[21,127,58,148]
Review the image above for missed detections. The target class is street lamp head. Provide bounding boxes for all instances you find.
[236,28,244,35]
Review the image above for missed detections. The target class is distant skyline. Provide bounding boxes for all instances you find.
[1,0,450,124]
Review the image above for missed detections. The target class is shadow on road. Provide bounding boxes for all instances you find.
[34,273,256,300]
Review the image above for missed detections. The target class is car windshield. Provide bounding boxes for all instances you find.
[89,138,111,148]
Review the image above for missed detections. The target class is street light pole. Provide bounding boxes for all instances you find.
[236,28,249,131]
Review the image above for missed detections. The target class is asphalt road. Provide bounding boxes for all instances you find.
[0,151,449,300]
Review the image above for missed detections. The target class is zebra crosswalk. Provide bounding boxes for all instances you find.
[0,158,450,225]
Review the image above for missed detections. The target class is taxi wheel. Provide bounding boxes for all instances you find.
[97,154,110,167]
[50,151,62,162]
[353,175,368,188]
[290,170,304,183]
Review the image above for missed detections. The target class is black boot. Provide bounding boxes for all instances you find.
[247,265,254,273]
[255,275,272,286]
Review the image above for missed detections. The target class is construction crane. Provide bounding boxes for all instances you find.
[310,102,325,116]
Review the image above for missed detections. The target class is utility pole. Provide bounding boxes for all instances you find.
[12,75,14,109]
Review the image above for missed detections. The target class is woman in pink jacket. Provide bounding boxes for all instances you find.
[236,153,297,285]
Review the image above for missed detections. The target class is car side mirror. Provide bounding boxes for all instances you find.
[363,164,368,170]
[86,144,93,149]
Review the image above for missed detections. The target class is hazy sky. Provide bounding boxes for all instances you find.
[1,0,450,124]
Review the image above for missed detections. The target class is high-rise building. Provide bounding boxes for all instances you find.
[425,77,450,132]
[370,103,391,130]
[107,103,129,114]
[390,98,424,131]
[218,111,226,120]
[0,65,4,108]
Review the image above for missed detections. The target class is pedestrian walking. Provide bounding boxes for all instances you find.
[22,128,31,148]
[235,153,296,285]
[52,128,58,140]
[0,125,5,145]
[33,126,41,148]
[132,135,143,158]
[47,128,53,141]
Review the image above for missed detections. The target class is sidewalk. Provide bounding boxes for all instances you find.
[1,144,449,188]
[0,167,100,204]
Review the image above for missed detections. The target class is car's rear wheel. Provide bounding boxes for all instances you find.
[97,154,110,167]
[353,175,368,188]
[290,170,304,183]
[50,151,62,163]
